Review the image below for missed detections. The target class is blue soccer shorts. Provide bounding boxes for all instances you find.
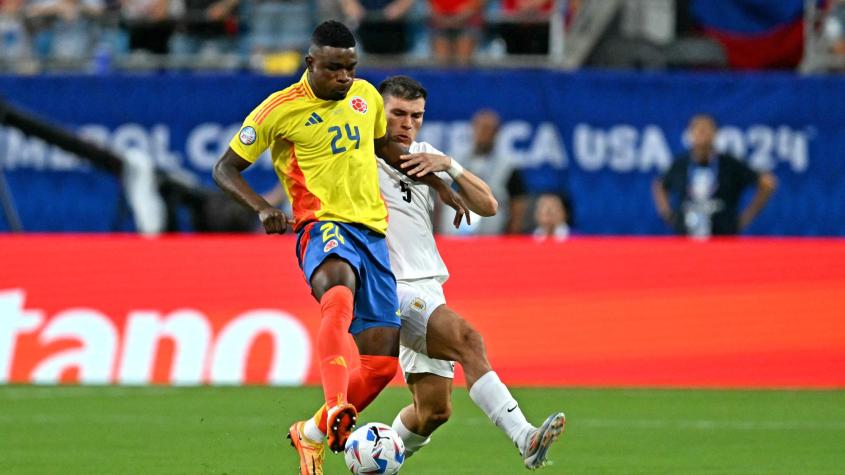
[296,221,401,335]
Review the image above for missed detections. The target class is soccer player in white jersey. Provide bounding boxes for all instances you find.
[376,76,565,470]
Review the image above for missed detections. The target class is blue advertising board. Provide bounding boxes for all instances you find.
[1,69,842,235]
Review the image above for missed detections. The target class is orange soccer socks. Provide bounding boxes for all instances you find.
[314,354,398,433]
[317,286,355,409]
[346,354,399,411]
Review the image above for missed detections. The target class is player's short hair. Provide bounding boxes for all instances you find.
[378,76,428,101]
[311,20,356,49]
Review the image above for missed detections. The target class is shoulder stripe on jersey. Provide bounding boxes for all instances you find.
[254,86,305,124]
[255,86,301,115]
[301,78,315,99]
[254,86,303,123]
[253,89,300,123]
[255,92,305,125]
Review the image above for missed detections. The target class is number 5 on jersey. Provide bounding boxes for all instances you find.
[400,181,412,203]
[328,124,361,154]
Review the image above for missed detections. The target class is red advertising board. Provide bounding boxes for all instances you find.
[1,235,844,388]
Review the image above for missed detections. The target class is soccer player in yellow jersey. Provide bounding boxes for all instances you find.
[213,20,469,475]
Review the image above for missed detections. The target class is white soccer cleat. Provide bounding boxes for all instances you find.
[522,412,565,470]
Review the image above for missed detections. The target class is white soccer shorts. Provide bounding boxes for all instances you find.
[396,278,456,380]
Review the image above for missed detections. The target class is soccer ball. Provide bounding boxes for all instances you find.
[344,422,405,474]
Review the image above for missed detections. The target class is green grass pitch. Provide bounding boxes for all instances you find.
[2,386,844,474]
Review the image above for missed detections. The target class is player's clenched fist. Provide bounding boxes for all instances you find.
[258,206,293,234]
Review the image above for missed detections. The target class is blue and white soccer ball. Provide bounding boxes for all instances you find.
[344,422,405,474]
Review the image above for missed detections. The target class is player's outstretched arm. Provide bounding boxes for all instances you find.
[453,170,497,217]
[213,147,293,234]
[375,136,471,228]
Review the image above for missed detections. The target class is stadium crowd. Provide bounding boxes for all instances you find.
[5,0,831,72]
[0,0,580,71]
[0,0,578,71]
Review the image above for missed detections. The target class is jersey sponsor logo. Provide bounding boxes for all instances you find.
[239,126,257,145]
[323,239,339,253]
[304,112,324,127]
[349,96,368,114]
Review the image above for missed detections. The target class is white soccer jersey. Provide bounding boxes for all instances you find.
[377,141,453,283]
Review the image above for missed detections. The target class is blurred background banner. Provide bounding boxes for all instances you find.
[2,235,844,388]
[1,70,842,235]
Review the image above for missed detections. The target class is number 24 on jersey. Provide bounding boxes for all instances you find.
[328,124,360,154]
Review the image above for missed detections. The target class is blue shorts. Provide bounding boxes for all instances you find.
[296,221,401,335]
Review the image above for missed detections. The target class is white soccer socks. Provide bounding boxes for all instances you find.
[469,371,534,454]
[303,417,327,443]
[392,412,431,457]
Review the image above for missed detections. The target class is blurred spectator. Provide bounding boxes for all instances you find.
[169,0,239,58]
[823,0,845,62]
[446,109,528,235]
[498,0,552,55]
[247,0,313,55]
[429,0,483,65]
[121,0,179,54]
[26,0,105,61]
[532,193,569,242]
[340,0,415,54]
[0,0,31,63]
[158,178,257,232]
[652,114,777,237]
[620,0,674,45]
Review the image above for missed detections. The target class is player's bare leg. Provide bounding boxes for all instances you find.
[424,305,490,387]
[392,372,452,457]
[393,304,565,469]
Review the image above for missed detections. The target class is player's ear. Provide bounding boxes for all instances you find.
[304,55,314,71]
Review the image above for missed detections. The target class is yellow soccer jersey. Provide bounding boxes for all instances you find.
[229,71,389,234]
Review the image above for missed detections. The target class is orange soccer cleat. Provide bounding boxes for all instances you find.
[287,420,325,475]
[326,403,358,453]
